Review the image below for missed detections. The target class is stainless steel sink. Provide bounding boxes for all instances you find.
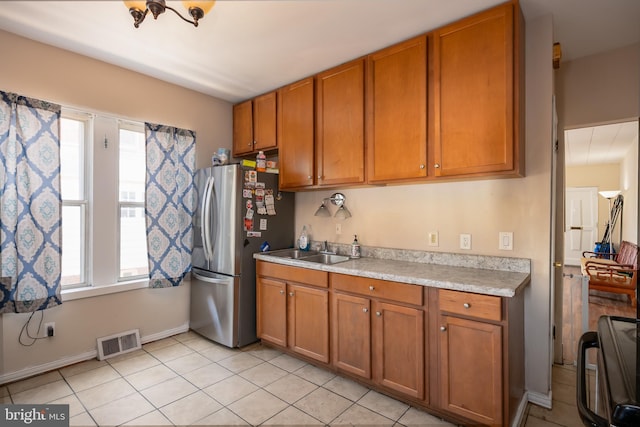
[299,253,350,265]
[265,249,319,259]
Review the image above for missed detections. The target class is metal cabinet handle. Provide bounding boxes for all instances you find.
[289,292,295,297]
[362,308,368,313]
[307,175,312,179]
[279,290,284,295]
[434,163,441,168]
[440,326,447,332]
[463,303,471,309]
[376,311,382,317]
[369,286,375,291]
[419,164,425,169]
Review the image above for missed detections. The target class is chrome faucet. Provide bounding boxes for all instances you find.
[320,240,334,254]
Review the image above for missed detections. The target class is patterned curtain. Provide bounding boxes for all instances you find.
[145,123,195,288]
[0,91,62,313]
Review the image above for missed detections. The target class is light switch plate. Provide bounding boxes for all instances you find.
[428,231,439,247]
[459,234,471,250]
[499,232,513,250]
[335,223,342,235]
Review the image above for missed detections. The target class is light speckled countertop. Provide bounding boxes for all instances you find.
[254,245,530,298]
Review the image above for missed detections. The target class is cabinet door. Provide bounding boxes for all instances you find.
[256,277,287,347]
[332,293,371,378]
[287,284,329,363]
[278,77,315,189]
[316,59,365,186]
[373,302,424,399]
[367,36,427,183]
[433,3,515,177]
[440,315,502,426]
[253,92,277,152]
[233,100,254,156]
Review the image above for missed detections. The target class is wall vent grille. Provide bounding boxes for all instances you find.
[96,329,141,360]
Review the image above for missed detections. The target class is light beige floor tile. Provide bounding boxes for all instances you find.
[228,389,288,426]
[65,365,121,393]
[263,405,324,425]
[294,387,353,424]
[184,337,219,352]
[398,407,454,426]
[140,376,198,408]
[142,337,178,352]
[172,330,202,343]
[358,390,410,421]
[294,363,336,386]
[70,411,96,427]
[239,361,288,387]
[193,407,250,425]
[1,395,12,404]
[217,352,263,373]
[200,344,240,362]
[182,362,233,389]
[11,380,74,404]
[264,374,318,404]
[122,410,172,426]
[528,400,584,427]
[331,403,395,426]
[7,370,63,394]
[164,352,212,375]
[160,390,222,425]
[89,392,154,426]
[109,353,160,376]
[103,349,146,364]
[60,359,108,378]
[76,378,137,410]
[203,375,259,406]
[323,375,369,401]
[50,393,86,417]
[523,414,565,427]
[146,342,194,363]
[245,344,283,361]
[125,364,177,391]
[0,386,9,397]
[269,353,308,372]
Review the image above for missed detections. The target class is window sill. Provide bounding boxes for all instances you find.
[61,280,149,302]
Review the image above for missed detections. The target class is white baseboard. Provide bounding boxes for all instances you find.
[527,389,553,409]
[512,392,530,427]
[0,323,190,385]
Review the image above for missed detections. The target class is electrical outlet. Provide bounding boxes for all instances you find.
[335,223,342,235]
[499,232,513,250]
[428,231,439,247]
[44,322,55,338]
[459,234,471,250]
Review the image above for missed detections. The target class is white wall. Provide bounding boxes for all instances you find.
[0,29,232,379]
[294,15,556,399]
[621,141,639,243]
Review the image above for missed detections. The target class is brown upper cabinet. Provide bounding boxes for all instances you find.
[278,77,315,189]
[232,91,277,157]
[366,36,428,183]
[432,2,523,178]
[316,59,366,187]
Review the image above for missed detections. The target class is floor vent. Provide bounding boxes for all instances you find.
[97,329,141,360]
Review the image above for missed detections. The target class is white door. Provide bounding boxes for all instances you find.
[564,187,598,266]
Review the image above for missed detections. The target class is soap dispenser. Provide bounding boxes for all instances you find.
[298,225,310,251]
[350,235,361,259]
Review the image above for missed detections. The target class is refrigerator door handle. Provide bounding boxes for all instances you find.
[192,271,231,285]
[202,176,215,261]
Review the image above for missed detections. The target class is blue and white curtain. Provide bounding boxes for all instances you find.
[145,123,195,288]
[0,91,62,313]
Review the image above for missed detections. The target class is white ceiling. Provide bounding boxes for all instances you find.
[0,1,638,166]
[565,121,638,167]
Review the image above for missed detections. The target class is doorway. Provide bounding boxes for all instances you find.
[560,120,639,364]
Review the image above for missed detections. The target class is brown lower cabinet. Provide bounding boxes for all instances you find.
[255,261,525,426]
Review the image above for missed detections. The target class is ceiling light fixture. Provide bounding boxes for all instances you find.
[124,0,215,28]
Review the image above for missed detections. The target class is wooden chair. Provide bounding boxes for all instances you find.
[582,240,639,307]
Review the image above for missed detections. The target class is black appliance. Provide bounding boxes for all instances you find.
[577,315,640,427]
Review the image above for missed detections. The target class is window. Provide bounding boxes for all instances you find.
[60,112,148,288]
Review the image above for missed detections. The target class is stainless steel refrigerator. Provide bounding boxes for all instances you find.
[190,163,294,347]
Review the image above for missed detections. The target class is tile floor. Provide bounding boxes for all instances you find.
[0,331,587,426]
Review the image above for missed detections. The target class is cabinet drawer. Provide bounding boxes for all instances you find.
[257,261,328,288]
[331,274,423,306]
[438,289,502,321]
